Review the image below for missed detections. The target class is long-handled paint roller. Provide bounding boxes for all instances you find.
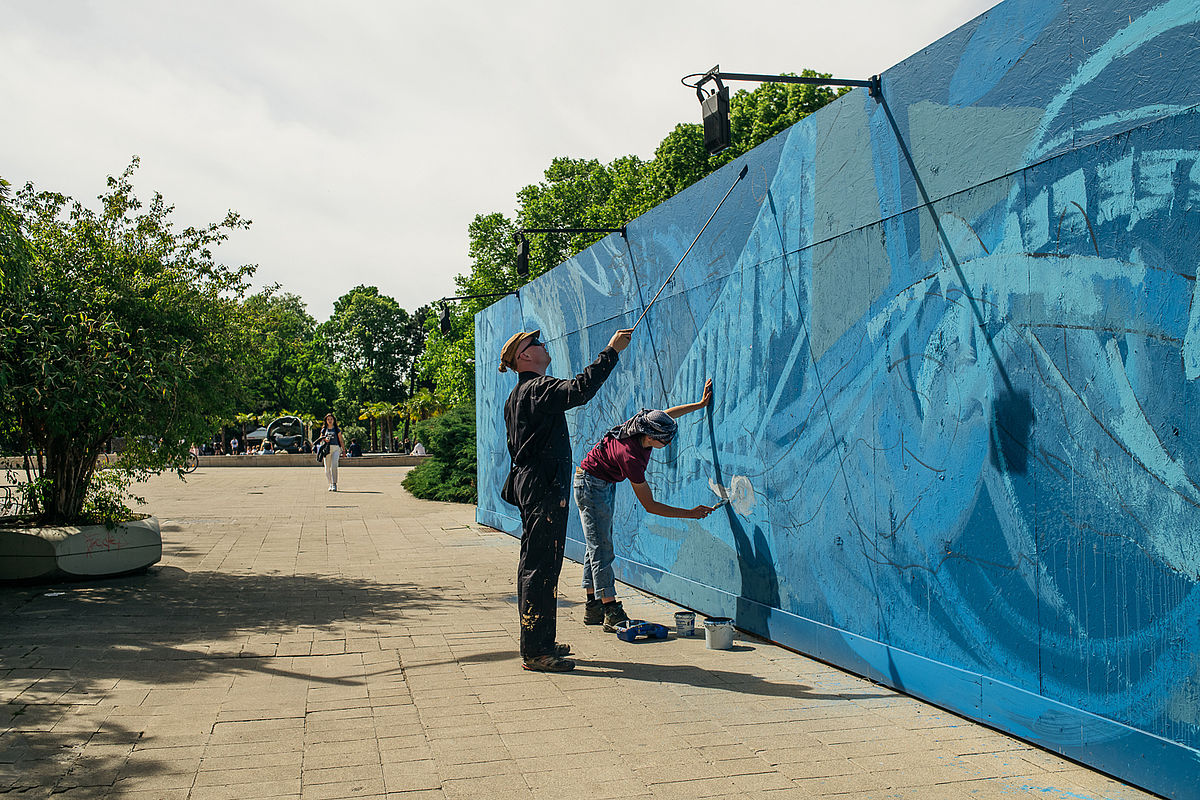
[632,164,749,332]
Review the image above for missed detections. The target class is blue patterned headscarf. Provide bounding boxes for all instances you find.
[605,409,677,445]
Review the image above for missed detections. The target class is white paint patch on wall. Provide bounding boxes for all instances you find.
[709,475,757,517]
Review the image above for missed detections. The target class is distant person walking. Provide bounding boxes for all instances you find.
[319,413,344,491]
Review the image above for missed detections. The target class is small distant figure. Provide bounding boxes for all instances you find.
[318,413,344,491]
[348,439,363,458]
[300,439,312,454]
[262,440,274,454]
[412,440,427,456]
[230,437,240,455]
[391,437,400,453]
[400,437,412,454]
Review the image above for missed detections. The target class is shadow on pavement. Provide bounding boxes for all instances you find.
[0,717,145,796]
[574,659,895,702]
[0,564,451,796]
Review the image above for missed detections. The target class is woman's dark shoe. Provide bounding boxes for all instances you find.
[583,598,604,625]
[522,654,576,672]
[602,601,630,632]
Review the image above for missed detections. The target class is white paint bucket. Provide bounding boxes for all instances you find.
[674,611,695,637]
[703,617,735,650]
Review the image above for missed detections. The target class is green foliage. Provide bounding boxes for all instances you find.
[339,423,367,447]
[81,468,146,525]
[418,305,477,407]
[0,159,255,523]
[241,286,337,418]
[319,286,427,420]
[401,404,476,503]
[0,177,32,300]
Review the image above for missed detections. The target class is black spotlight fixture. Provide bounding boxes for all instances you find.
[685,66,882,156]
[512,227,627,278]
[434,290,521,341]
[515,234,530,278]
[698,72,731,155]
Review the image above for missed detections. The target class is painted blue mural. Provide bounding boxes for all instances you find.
[475,1,1200,796]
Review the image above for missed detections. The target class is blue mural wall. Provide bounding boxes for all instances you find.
[475,1,1200,796]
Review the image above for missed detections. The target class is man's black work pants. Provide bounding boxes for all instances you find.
[516,500,568,659]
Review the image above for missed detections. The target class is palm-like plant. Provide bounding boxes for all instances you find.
[235,412,260,451]
[358,404,381,452]
[409,389,446,423]
[377,401,399,451]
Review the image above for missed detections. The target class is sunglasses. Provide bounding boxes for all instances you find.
[520,338,545,354]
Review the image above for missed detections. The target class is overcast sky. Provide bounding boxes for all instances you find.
[3,0,997,321]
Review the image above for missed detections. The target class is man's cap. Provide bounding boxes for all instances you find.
[499,329,541,372]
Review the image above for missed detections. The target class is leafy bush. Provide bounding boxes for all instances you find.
[401,405,476,503]
[1,161,253,523]
[81,468,146,525]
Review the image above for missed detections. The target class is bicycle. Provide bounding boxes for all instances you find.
[0,484,26,516]
[183,451,199,474]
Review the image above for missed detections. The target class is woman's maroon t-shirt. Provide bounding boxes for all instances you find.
[580,436,652,484]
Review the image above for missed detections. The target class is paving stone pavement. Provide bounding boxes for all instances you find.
[0,467,1159,800]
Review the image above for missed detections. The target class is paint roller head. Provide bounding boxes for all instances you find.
[737,164,748,180]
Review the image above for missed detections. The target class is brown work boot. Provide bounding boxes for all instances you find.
[522,654,575,672]
[583,598,604,625]
[601,601,630,632]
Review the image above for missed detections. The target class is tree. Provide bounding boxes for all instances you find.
[235,412,261,449]
[240,286,337,417]
[417,299,479,407]
[0,160,255,523]
[358,401,396,452]
[0,177,32,300]
[318,286,420,418]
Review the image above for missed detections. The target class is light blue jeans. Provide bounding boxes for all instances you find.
[573,469,617,599]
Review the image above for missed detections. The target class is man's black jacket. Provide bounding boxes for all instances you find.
[501,346,619,514]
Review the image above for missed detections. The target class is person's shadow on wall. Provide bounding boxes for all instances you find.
[706,406,780,640]
[732,521,780,640]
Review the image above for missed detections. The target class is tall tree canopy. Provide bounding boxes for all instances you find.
[0,178,31,299]
[317,285,428,421]
[241,286,338,418]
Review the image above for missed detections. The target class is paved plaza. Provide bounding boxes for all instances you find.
[0,467,1157,799]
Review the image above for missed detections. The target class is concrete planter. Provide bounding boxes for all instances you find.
[0,516,162,581]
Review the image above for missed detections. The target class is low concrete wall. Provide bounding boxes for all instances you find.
[1,454,430,471]
[198,454,429,468]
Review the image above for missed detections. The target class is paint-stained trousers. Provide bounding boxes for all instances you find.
[516,500,568,659]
